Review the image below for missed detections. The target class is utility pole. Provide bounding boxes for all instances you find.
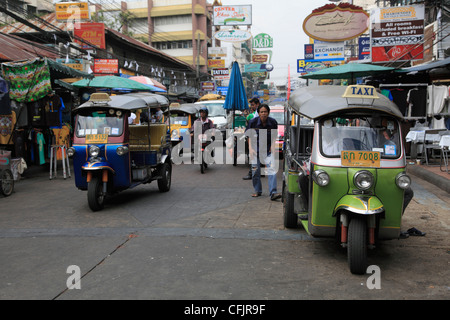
[196,32,201,87]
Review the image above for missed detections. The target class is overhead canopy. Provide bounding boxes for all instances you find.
[72,75,154,91]
[301,63,397,84]
[46,59,94,80]
[288,86,403,120]
[397,56,450,73]
[169,103,200,114]
[74,92,169,112]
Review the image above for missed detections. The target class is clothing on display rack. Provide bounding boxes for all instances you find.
[427,85,448,129]
[36,131,45,165]
[389,88,409,116]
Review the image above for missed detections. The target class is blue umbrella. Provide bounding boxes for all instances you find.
[223,61,248,129]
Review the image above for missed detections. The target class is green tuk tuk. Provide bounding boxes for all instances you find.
[283,85,412,274]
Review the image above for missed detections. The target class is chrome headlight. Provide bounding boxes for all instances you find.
[354,170,374,190]
[67,147,75,157]
[312,169,330,187]
[396,173,411,190]
[89,146,100,158]
[116,146,129,156]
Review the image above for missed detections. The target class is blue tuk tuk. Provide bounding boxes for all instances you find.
[68,92,172,211]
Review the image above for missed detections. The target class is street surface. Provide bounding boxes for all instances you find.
[0,157,449,302]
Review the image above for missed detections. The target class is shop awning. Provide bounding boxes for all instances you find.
[398,57,450,73]
[46,59,94,80]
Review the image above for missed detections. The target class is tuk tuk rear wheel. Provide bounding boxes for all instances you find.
[158,163,171,192]
[1,169,14,197]
[347,217,368,275]
[88,175,104,211]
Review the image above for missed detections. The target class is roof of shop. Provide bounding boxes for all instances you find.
[0,32,58,61]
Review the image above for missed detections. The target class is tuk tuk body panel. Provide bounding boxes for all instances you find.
[309,166,349,236]
[375,168,405,239]
[73,143,131,190]
[287,170,302,194]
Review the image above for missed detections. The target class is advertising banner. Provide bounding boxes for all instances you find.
[213,5,252,26]
[252,54,269,63]
[358,37,371,60]
[93,59,119,74]
[213,29,252,42]
[303,3,369,42]
[201,82,215,91]
[212,68,230,80]
[370,4,424,62]
[208,59,225,69]
[55,2,90,21]
[74,23,106,50]
[253,33,273,48]
[208,47,227,58]
[304,44,314,60]
[313,41,345,61]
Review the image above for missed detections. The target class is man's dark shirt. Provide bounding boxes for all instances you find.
[247,116,278,154]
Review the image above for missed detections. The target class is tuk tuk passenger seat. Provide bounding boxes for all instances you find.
[129,124,167,151]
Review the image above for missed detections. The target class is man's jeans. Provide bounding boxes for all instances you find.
[251,152,277,196]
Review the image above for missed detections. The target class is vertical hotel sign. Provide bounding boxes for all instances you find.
[370,5,424,63]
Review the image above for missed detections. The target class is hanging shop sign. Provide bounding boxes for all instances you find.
[207,59,226,69]
[313,40,345,61]
[208,47,228,58]
[213,5,252,26]
[55,2,90,21]
[201,82,215,91]
[358,37,371,60]
[93,59,119,74]
[74,23,106,50]
[213,29,252,42]
[252,54,269,63]
[253,33,273,48]
[212,68,230,80]
[370,4,424,63]
[303,3,369,42]
[304,44,314,60]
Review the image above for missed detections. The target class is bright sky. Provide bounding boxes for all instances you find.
[218,0,333,85]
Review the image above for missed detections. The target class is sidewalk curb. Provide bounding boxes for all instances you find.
[407,165,450,194]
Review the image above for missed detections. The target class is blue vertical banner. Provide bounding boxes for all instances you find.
[358,37,371,61]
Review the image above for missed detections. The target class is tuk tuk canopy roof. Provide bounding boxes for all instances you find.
[288,85,403,120]
[169,103,201,114]
[74,93,169,112]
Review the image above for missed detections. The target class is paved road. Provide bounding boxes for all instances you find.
[0,160,449,302]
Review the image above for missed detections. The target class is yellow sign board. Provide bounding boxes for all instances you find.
[341,151,381,168]
[85,134,108,144]
[55,2,90,21]
[342,85,379,99]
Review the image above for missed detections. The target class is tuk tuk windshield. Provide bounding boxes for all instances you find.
[76,110,124,137]
[320,116,401,159]
[171,115,189,125]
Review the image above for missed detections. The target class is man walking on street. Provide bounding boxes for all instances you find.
[243,98,260,180]
[246,104,281,201]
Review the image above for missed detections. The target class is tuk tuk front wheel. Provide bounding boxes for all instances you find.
[158,163,171,192]
[347,216,368,275]
[283,182,298,228]
[88,175,105,211]
[0,169,14,196]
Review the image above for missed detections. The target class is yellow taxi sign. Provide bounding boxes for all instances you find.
[342,85,379,99]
